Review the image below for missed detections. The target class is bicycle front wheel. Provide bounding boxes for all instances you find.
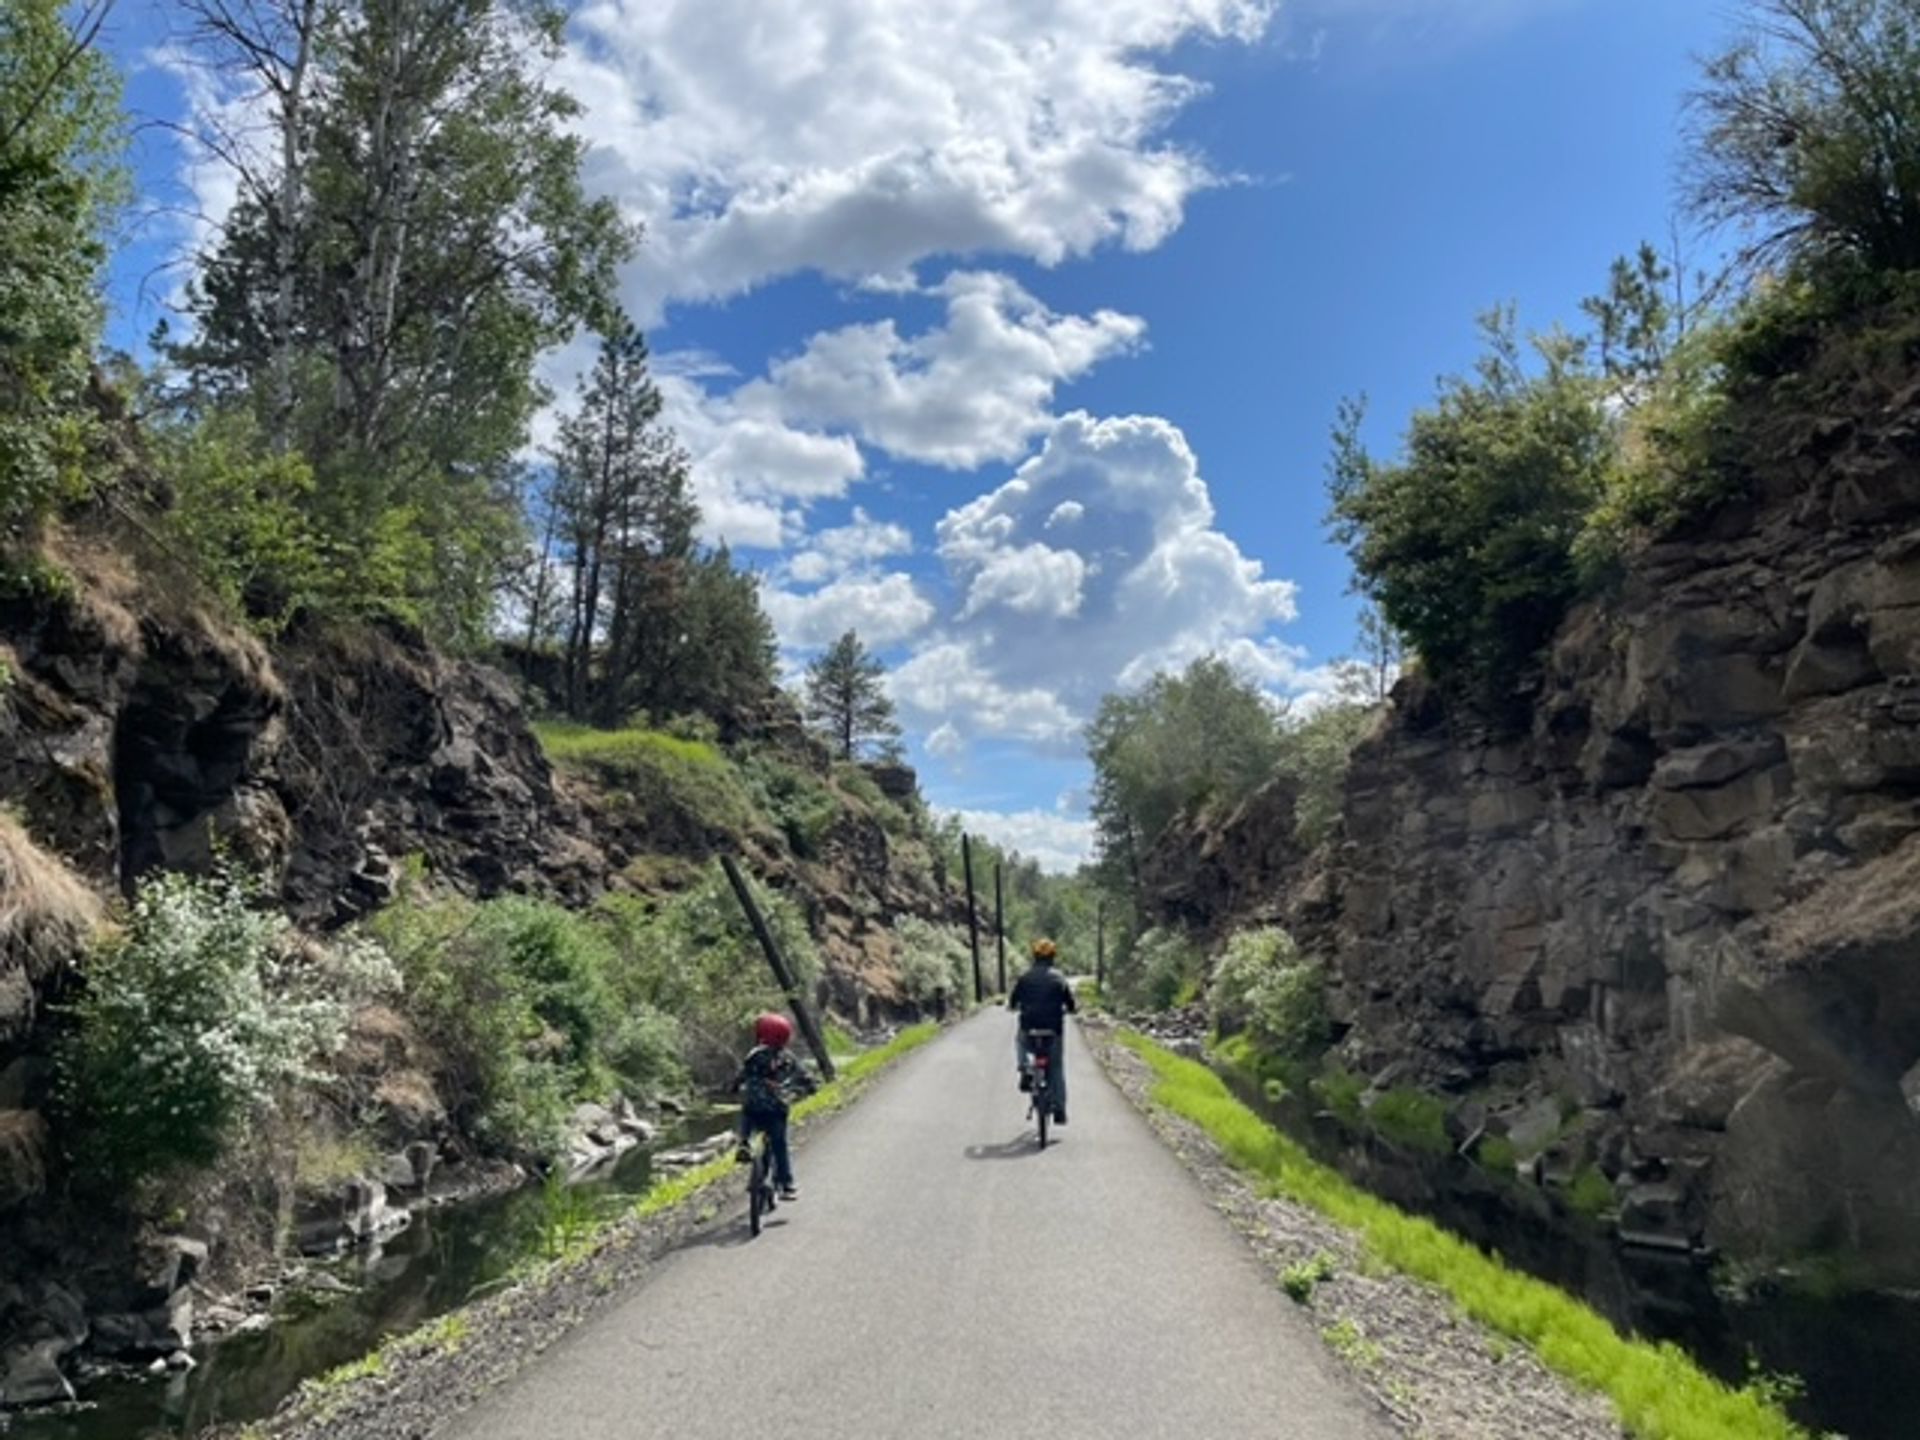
[748,1151,767,1236]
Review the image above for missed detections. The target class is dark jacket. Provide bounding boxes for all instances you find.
[1009,963,1077,1031]
[732,1045,815,1115]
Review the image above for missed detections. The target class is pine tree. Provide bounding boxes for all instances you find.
[804,630,900,762]
[548,320,699,721]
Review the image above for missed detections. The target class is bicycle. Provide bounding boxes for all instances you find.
[745,1126,779,1237]
[1024,1028,1061,1149]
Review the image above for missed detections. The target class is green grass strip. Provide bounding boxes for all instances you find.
[1116,1031,1810,1440]
[532,721,726,770]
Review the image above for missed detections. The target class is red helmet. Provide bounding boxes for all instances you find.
[754,1012,794,1049]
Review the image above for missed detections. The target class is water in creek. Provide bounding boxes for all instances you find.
[1241,1080,1920,1440]
[6,1112,728,1440]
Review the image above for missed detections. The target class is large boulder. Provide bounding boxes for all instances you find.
[1,1338,76,1408]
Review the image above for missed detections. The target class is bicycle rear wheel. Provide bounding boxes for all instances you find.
[748,1148,767,1236]
[1036,1062,1052,1149]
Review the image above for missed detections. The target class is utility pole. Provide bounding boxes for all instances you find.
[994,863,1007,994]
[962,833,983,1005]
[720,854,836,1080]
[1096,900,1106,992]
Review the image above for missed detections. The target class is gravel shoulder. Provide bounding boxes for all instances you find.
[1083,1021,1626,1440]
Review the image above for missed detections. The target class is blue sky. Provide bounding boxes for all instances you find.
[97,0,1737,868]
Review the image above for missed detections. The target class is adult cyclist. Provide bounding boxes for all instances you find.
[1009,938,1076,1125]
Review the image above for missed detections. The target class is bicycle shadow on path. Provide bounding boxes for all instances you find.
[670,1213,792,1253]
[962,1134,1050,1161]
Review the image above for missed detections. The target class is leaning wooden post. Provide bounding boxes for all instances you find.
[962,833,984,1005]
[994,864,1008,994]
[720,854,836,1081]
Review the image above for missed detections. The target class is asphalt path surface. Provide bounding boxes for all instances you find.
[454,1010,1390,1439]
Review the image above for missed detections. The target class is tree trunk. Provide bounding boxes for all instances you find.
[522,485,560,678]
[271,0,319,452]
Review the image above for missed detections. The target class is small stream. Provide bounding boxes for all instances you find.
[1240,1081,1920,1440]
[7,1111,726,1440]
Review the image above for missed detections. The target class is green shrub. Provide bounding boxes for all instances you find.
[1277,704,1373,847]
[1476,1135,1519,1177]
[477,897,619,1082]
[594,866,820,1081]
[1314,1065,1366,1127]
[1107,927,1203,1013]
[1206,928,1330,1063]
[1327,316,1615,701]
[1573,325,1741,583]
[894,916,972,1011]
[372,894,568,1158]
[1567,1166,1616,1220]
[59,870,392,1186]
[1686,0,1920,283]
[534,723,757,836]
[1367,1087,1451,1155]
[153,406,328,634]
[1282,1251,1338,1304]
[740,751,840,859]
[603,1007,685,1097]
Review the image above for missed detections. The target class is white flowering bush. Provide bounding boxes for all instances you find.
[1206,926,1329,1061]
[59,869,392,1185]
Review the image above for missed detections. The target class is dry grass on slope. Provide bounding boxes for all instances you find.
[0,812,104,1040]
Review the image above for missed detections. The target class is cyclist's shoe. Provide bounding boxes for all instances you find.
[733,1142,752,1163]
[1017,1070,1033,1093]
[778,1184,799,1201]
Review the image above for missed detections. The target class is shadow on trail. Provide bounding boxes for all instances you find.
[671,1212,791,1253]
[963,1135,1047,1161]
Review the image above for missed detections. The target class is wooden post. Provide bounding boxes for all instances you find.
[720,854,836,1081]
[994,864,1007,994]
[1096,900,1106,990]
[962,833,983,1005]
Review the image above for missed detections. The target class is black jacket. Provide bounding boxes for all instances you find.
[732,1045,815,1115]
[1009,963,1077,1031]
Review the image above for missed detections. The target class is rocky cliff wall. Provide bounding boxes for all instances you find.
[1152,349,1920,1283]
[0,529,950,1219]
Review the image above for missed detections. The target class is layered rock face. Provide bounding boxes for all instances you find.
[1162,364,1920,1282]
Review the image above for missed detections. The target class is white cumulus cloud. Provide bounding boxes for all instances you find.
[944,806,1097,873]
[559,0,1276,319]
[650,272,1147,551]
[785,509,915,584]
[741,271,1145,468]
[656,375,864,549]
[895,411,1303,753]
[762,572,936,649]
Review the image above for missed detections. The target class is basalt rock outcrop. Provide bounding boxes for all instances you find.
[1149,355,1920,1284]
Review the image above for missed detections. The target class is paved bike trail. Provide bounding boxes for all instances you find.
[452,1010,1390,1439]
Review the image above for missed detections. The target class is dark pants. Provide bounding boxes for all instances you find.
[740,1105,793,1188]
[1018,1028,1067,1115]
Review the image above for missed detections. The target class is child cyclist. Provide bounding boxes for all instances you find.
[731,1012,817,1200]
